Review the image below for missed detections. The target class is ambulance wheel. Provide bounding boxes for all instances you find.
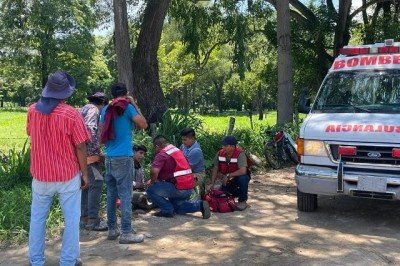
[297,189,317,212]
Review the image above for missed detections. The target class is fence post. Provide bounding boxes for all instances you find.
[226,116,236,135]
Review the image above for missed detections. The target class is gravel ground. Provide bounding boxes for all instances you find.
[2,166,400,265]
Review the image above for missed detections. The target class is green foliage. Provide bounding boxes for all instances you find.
[0,184,31,243]
[0,184,64,245]
[0,0,107,107]
[0,140,31,190]
[155,110,203,146]
[0,110,27,152]
[0,140,63,245]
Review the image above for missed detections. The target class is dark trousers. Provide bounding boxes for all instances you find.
[81,162,104,219]
[222,174,250,202]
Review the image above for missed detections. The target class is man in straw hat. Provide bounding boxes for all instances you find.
[27,70,90,266]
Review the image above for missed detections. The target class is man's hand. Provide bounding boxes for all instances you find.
[81,174,89,189]
[205,183,213,192]
[222,175,229,186]
[146,179,154,187]
[126,96,139,108]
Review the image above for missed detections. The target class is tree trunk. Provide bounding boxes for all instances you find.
[113,0,134,92]
[256,83,264,120]
[40,47,48,88]
[183,86,189,114]
[333,0,352,57]
[276,0,293,125]
[213,80,223,113]
[132,0,169,123]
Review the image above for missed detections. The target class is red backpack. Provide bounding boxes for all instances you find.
[203,189,237,213]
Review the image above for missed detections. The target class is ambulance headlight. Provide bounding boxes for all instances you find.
[303,140,327,156]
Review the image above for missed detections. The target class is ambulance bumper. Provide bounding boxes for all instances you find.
[295,164,400,200]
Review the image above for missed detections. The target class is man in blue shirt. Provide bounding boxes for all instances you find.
[100,83,147,244]
[180,128,206,198]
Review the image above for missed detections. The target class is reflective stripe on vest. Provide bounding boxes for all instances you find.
[161,144,195,189]
[218,156,238,163]
[174,169,192,177]
[218,148,241,174]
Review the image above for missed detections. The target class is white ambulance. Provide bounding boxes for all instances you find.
[296,39,400,212]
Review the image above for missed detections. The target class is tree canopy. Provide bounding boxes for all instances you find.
[1,0,398,122]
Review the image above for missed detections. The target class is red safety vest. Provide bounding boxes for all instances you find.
[218,148,241,174]
[162,144,195,190]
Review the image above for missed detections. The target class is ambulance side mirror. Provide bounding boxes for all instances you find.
[298,87,311,114]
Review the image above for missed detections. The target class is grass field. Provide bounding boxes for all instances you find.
[0,111,28,152]
[0,109,278,152]
[198,112,276,133]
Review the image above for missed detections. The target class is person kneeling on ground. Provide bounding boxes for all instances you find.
[210,135,250,211]
[146,135,210,219]
[132,144,154,210]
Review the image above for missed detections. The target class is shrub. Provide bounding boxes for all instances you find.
[0,140,31,190]
[0,184,63,245]
[0,184,31,244]
[154,110,203,146]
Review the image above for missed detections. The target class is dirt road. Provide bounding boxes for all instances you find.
[2,167,400,265]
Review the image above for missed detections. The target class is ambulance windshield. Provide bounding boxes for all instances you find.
[313,70,400,113]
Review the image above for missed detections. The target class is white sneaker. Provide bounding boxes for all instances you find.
[119,232,144,244]
[236,201,249,211]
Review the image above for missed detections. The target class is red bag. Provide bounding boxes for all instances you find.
[204,189,237,213]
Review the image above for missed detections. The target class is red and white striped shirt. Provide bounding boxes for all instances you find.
[27,103,90,182]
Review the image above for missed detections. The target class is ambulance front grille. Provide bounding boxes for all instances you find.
[330,144,400,166]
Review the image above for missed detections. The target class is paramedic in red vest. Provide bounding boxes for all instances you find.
[146,135,211,219]
[210,135,250,211]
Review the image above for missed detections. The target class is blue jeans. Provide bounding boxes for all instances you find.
[81,162,103,219]
[222,175,250,202]
[105,157,133,234]
[147,181,201,215]
[29,173,81,266]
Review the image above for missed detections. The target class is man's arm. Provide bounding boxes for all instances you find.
[188,149,202,169]
[225,167,247,179]
[127,96,148,129]
[225,152,248,180]
[76,142,89,189]
[211,165,219,185]
[148,167,160,186]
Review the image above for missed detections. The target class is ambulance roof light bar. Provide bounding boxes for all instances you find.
[340,39,400,56]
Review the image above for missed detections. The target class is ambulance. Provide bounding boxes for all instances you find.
[296,39,400,212]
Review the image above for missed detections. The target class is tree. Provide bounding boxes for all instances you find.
[113,0,135,92]
[0,0,99,105]
[132,0,170,123]
[276,0,293,125]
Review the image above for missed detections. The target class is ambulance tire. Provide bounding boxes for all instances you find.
[297,189,317,212]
